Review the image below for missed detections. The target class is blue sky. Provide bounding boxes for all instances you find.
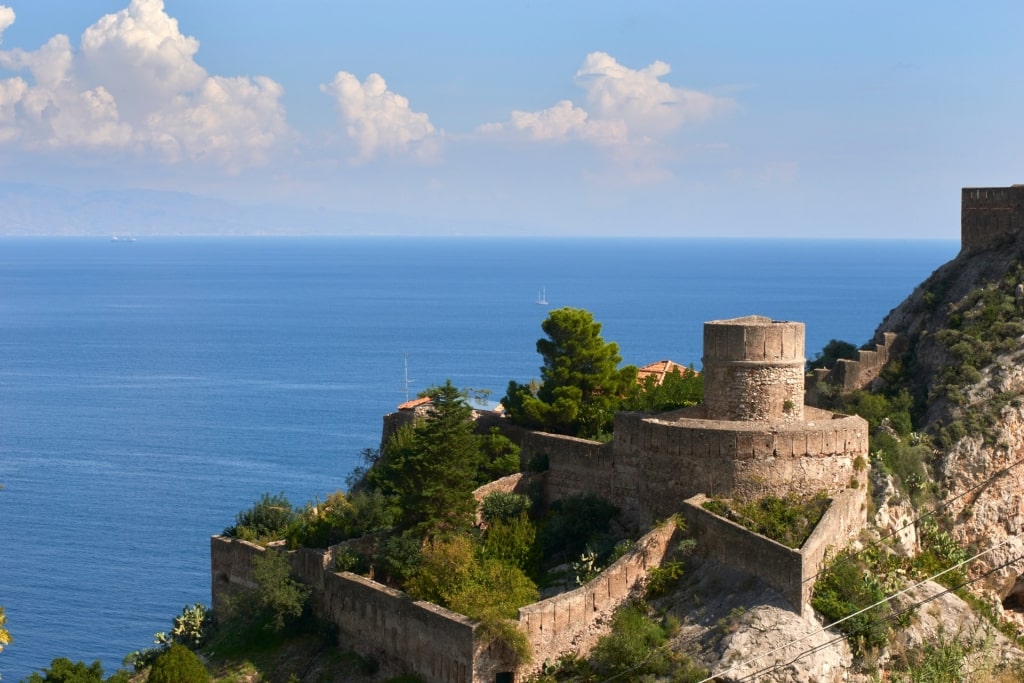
[0,0,1020,237]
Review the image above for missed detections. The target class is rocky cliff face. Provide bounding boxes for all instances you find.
[871,233,1024,613]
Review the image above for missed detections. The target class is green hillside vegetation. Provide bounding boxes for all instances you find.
[26,292,1024,682]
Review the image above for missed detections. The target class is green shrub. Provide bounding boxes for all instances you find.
[147,643,210,683]
[702,492,829,549]
[812,553,891,654]
[170,602,210,649]
[645,560,685,599]
[251,549,312,633]
[483,513,539,574]
[481,491,532,524]
[808,339,859,371]
[224,492,295,545]
[23,658,131,683]
[540,493,619,565]
[478,428,521,482]
[589,603,707,681]
[890,629,970,682]
[912,516,969,589]
[372,533,423,587]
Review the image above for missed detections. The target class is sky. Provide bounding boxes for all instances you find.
[0,0,1021,237]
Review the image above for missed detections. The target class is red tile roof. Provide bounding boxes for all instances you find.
[397,396,432,411]
[636,360,697,385]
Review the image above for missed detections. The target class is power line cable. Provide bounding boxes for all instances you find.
[800,452,1024,588]
[734,551,1024,682]
[696,538,1016,683]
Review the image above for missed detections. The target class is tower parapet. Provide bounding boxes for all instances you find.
[962,185,1024,251]
[703,316,805,422]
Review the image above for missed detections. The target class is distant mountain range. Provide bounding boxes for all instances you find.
[0,183,523,237]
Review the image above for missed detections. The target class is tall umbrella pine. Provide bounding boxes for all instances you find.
[504,308,637,439]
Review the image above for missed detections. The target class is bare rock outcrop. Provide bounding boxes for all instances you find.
[660,559,865,683]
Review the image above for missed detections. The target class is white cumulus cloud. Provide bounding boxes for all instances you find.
[480,51,730,149]
[0,5,13,41]
[0,0,290,169]
[320,70,440,163]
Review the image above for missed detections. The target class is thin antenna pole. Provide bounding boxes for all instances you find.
[403,353,413,402]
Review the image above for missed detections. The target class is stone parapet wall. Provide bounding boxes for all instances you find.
[210,536,512,683]
[799,486,868,608]
[211,523,680,683]
[680,485,866,615]
[320,571,481,683]
[962,186,1024,252]
[681,494,804,611]
[806,332,900,398]
[516,521,679,679]
[517,410,867,526]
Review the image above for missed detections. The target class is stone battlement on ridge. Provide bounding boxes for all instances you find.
[962,185,1024,251]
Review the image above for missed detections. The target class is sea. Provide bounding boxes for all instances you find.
[0,236,958,681]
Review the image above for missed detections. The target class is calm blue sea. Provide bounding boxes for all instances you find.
[0,237,957,680]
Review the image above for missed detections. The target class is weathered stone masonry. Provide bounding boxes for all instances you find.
[962,185,1024,252]
[212,315,871,682]
[211,521,679,683]
[533,316,868,526]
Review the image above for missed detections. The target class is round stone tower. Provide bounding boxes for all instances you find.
[702,315,805,422]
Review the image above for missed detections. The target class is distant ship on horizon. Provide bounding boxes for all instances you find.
[110,235,136,242]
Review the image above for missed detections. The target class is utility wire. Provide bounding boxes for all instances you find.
[800,452,1024,588]
[734,552,1024,682]
[696,538,1016,683]
[586,448,1024,683]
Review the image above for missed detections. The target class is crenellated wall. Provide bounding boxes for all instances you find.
[806,332,901,398]
[516,522,679,678]
[211,521,680,683]
[520,407,867,527]
[962,186,1024,252]
[211,535,512,683]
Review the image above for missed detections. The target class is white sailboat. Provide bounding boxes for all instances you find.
[536,287,548,305]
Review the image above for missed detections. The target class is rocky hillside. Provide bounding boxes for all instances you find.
[663,234,1024,682]
[869,233,1024,613]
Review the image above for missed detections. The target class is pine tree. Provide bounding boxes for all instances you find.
[504,307,636,438]
[372,380,481,535]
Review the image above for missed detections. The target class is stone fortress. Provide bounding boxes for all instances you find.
[961,184,1024,252]
[213,313,872,683]
[210,184,1024,681]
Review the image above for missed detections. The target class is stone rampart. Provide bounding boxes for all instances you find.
[806,332,900,398]
[516,521,679,677]
[520,409,867,527]
[212,521,681,683]
[210,535,515,683]
[320,571,483,683]
[680,485,866,615]
[962,186,1024,252]
[799,486,869,609]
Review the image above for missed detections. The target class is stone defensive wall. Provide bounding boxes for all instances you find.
[211,521,679,683]
[522,408,867,526]
[806,332,900,398]
[961,186,1024,252]
[211,535,513,683]
[680,485,867,615]
[516,521,679,678]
